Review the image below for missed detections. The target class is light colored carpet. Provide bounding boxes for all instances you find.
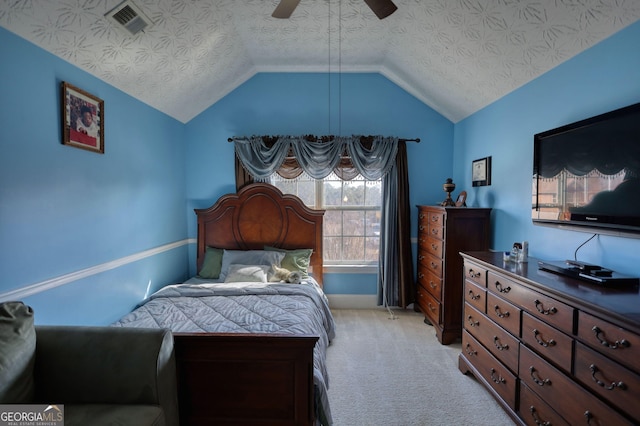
[326,308,516,426]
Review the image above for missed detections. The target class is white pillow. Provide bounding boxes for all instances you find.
[219,250,285,280]
[224,264,270,283]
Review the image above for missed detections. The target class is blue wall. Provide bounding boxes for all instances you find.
[184,72,454,293]
[2,17,640,324]
[453,21,640,275]
[0,27,189,325]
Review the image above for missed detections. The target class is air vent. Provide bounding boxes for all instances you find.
[105,1,153,36]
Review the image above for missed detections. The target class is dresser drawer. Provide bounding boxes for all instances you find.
[464,280,486,313]
[574,341,640,421]
[424,252,443,279]
[519,382,570,426]
[417,233,428,258]
[577,311,640,373]
[417,286,440,325]
[417,264,442,300]
[464,304,519,373]
[488,271,575,335]
[463,261,487,287]
[424,235,443,258]
[522,312,573,373]
[421,209,444,229]
[461,330,517,410]
[519,344,633,426]
[486,292,521,337]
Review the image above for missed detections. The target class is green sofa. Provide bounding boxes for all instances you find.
[0,302,179,425]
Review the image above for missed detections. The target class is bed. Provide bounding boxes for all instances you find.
[113,183,335,425]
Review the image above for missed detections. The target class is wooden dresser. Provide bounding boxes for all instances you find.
[459,251,640,425]
[415,206,491,344]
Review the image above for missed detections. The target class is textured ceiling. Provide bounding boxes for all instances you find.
[2,0,639,123]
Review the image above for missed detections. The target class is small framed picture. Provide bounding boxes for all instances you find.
[472,156,491,187]
[62,82,104,154]
[455,190,467,207]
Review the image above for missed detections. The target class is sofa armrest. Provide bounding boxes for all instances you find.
[34,326,178,424]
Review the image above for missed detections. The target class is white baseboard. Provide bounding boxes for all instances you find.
[327,294,379,309]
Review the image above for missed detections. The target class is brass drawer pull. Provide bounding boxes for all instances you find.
[429,281,437,289]
[427,302,437,313]
[467,315,479,327]
[490,368,506,384]
[534,299,557,315]
[430,262,438,269]
[418,255,424,261]
[493,336,509,351]
[592,326,630,349]
[589,364,627,391]
[418,225,425,231]
[468,269,481,279]
[464,343,477,356]
[533,329,556,347]
[494,281,511,293]
[468,289,480,301]
[529,406,551,426]
[494,305,510,318]
[430,243,438,250]
[529,366,551,386]
[417,272,424,280]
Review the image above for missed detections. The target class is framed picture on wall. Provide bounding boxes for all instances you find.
[62,82,104,154]
[472,156,491,186]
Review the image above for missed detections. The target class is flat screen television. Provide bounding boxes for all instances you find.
[532,102,640,238]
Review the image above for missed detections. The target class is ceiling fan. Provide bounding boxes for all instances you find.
[272,0,398,20]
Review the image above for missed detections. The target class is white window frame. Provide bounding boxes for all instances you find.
[271,174,381,271]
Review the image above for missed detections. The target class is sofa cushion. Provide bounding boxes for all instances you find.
[64,404,165,426]
[0,301,36,403]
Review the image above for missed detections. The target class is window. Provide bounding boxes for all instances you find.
[271,173,381,266]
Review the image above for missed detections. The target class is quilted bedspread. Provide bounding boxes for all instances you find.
[113,279,336,425]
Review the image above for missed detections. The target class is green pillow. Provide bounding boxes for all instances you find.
[0,301,36,403]
[198,247,224,279]
[264,246,313,279]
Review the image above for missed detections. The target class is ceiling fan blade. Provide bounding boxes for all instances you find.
[363,0,397,19]
[272,0,301,19]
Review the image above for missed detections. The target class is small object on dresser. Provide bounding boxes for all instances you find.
[440,178,456,206]
[518,241,528,263]
[455,190,467,207]
[510,242,522,262]
[503,252,511,262]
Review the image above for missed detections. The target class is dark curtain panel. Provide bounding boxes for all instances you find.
[234,156,254,191]
[377,141,415,308]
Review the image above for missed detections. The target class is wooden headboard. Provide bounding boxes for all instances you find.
[195,183,325,286]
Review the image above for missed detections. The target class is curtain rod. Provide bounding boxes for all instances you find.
[227,136,420,143]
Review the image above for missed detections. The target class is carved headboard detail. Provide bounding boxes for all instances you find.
[194,183,325,286]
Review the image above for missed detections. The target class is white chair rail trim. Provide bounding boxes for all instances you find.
[0,239,195,302]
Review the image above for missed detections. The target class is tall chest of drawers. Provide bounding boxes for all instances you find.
[459,251,640,425]
[415,206,491,345]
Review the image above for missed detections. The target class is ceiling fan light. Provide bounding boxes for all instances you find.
[363,0,398,19]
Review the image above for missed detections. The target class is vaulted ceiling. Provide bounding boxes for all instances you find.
[2,1,639,123]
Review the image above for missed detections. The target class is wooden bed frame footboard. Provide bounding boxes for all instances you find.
[174,184,326,425]
[174,333,319,425]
